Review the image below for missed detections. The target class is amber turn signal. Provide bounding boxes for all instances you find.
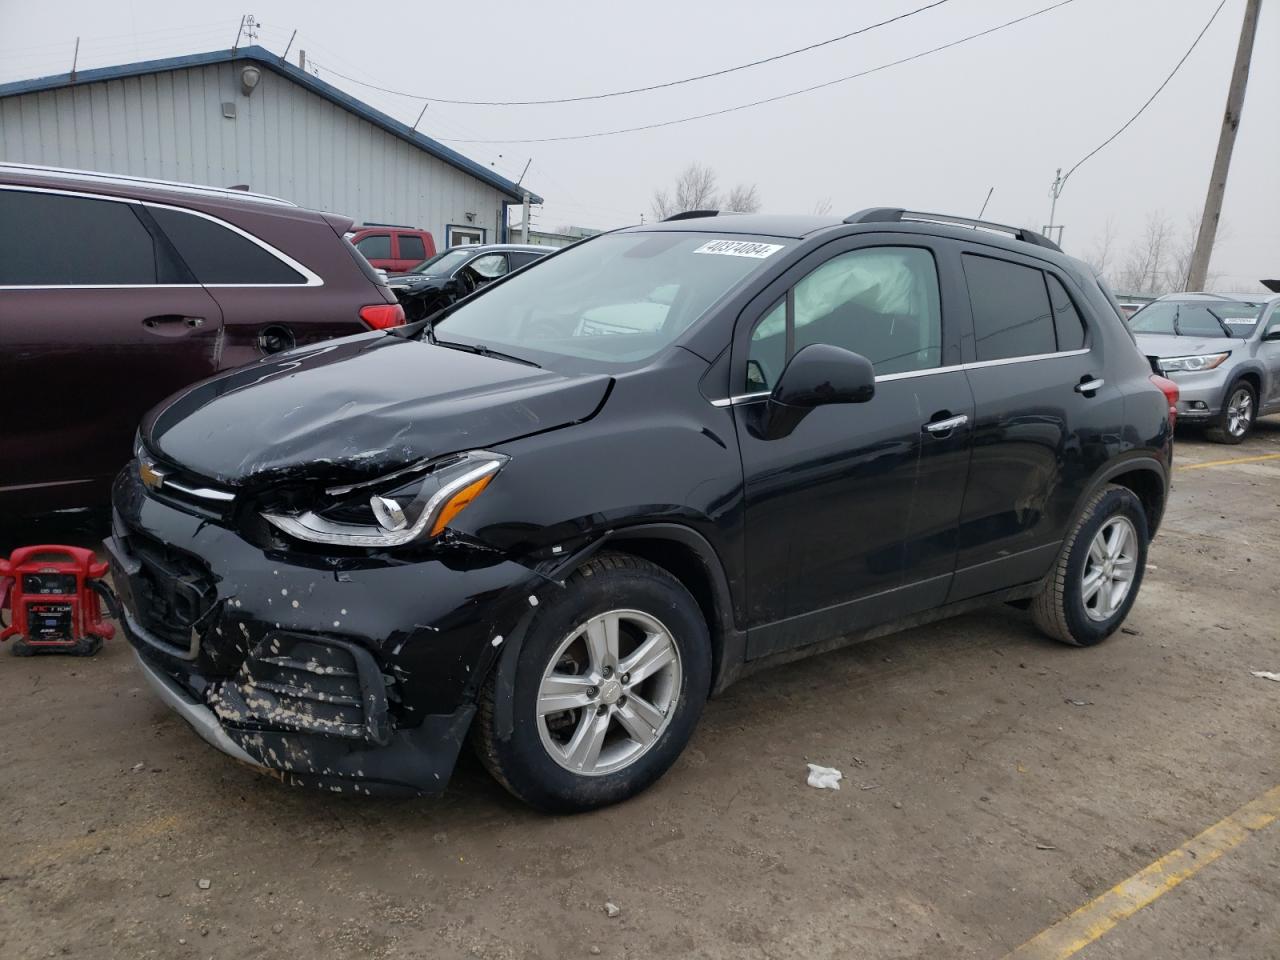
[429,473,496,537]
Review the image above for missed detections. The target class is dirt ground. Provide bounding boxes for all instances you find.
[2,424,1278,960]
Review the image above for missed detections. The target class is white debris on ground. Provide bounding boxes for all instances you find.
[1250,670,1280,682]
[806,763,843,790]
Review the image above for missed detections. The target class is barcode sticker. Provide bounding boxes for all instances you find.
[693,240,784,259]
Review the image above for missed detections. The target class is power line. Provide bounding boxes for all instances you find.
[429,0,1078,145]
[312,0,955,106]
[1060,0,1229,187]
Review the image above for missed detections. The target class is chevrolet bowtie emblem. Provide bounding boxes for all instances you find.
[138,459,167,491]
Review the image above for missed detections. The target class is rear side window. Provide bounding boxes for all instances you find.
[509,252,543,268]
[149,207,306,284]
[963,255,1055,361]
[355,233,392,260]
[1046,274,1086,351]
[398,234,426,262]
[0,190,161,285]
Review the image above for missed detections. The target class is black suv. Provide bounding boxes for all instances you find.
[108,209,1176,812]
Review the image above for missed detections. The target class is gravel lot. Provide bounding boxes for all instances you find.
[2,423,1278,960]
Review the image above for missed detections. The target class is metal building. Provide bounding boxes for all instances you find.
[0,46,541,247]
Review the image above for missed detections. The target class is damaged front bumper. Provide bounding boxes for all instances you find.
[108,466,542,796]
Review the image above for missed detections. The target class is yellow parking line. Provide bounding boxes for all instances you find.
[1002,784,1280,960]
[1177,452,1280,471]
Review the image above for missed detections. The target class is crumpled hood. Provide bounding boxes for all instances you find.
[1133,333,1243,358]
[142,334,611,486]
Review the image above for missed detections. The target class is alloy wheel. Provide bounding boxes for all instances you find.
[535,609,682,777]
[1081,516,1138,622]
[1226,387,1253,438]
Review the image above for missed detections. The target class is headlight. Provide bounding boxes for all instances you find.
[262,450,507,547]
[1158,352,1230,373]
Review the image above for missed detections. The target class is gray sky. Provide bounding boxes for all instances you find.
[2,0,1275,290]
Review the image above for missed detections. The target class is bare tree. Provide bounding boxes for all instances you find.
[1116,213,1175,295]
[724,183,761,214]
[812,197,833,216]
[1083,218,1119,280]
[651,163,763,219]
[651,163,720,220]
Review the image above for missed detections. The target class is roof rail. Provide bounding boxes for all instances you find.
[663,210,719,222]
[844,207,1062,252]
[0,161,296,207]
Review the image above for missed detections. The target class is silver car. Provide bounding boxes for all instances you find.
[1129,292,1280,443]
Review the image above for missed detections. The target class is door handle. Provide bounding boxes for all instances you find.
[143,315,204,329]
[923,414,969,435]
[1075,377,1105,395]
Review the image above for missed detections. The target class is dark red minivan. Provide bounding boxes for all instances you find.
[0,163,404,517]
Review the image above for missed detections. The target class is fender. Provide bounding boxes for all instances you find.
[1077,452,1170,536]
[1219,362,1267,409]
[489,522,746,740]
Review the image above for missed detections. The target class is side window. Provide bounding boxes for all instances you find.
[747,299,787,392]
[468,254,509,280]
[747,246,942,390]
[355,233,392,260]
[0,190,159,285]
[398,234,426,262]
[508,252,542,269]
[150,207,306,284]
[1045,274,1087,351]
[963,254,1056,361]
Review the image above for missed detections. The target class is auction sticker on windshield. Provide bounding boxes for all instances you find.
[693,240,784,259]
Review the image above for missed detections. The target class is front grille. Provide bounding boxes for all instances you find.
[209,634,391,743]
[127,532,219,655]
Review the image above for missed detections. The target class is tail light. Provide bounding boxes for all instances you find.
[360,303,406,330]
[1150,374,1179,426]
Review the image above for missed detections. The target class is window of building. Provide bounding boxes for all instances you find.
[1045,274,1087,351]
[150,207,305,284]
[963,255,1056,361]
[0,190,160,285]
[747,246,942,390]
[398,234,426,262]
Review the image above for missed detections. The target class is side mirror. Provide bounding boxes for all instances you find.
[772,343,876,407]
[1263,328,1280,342]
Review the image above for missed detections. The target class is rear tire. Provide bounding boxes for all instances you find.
[474,553,711,813]
[1205,380,1256,444]
[1032,485,1148,646]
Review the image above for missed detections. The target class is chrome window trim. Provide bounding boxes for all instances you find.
[710,348,1092,406]
[0,184,323,289]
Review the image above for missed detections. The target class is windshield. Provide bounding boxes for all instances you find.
[409,248,476,276]
[432,232,790,365]
[1128,300,1263,338]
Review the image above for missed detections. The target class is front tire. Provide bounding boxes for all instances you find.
[1032,485,1149,646]
[474,553,711,813]
[1206,380,1256,444]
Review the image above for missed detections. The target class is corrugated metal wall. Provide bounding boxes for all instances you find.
[0,62,509,244]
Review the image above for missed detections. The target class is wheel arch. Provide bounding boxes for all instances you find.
[486,523,746,742]
[1082,455,1169,537]
[601,524,744,695]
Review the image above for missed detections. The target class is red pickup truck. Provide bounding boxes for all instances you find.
[348,225,437,272]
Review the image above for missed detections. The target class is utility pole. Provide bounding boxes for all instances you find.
[1186,0,1261,291]
[298,49,306,71]
[521,193,530,243]
[1042,168,1065,246]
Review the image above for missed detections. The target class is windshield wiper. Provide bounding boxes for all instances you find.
[1205,307,1237,338]
[434,339,541,368]
[1171,304,1181,336]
